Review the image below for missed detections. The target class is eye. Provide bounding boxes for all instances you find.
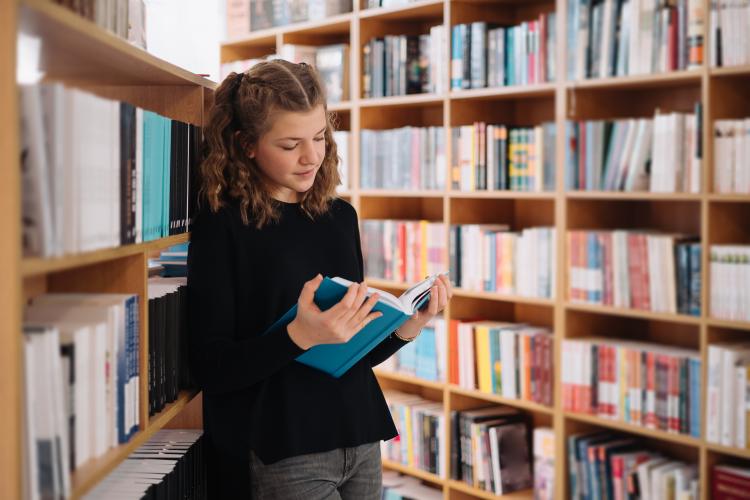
[280,143,298,151]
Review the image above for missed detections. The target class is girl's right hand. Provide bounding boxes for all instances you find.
[287,274,382,350]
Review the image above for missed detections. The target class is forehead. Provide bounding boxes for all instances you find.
[266,105,326,138]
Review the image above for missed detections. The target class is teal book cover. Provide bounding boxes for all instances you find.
[263,273,445,378]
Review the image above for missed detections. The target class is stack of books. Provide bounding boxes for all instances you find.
[713,119,750,194]
[377,318,447,382]
[710,245,750,322]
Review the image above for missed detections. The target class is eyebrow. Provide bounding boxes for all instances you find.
[276,126,327,141]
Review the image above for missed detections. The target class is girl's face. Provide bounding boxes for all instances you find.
[248,104,327,203]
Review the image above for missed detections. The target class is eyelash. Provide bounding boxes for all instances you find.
[281,136,325,151]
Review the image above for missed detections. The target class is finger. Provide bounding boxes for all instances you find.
[437,280,447,310]
[355,310,383,333]
[338,282,370,324]
[427,285,439,315]
[348,292,380,327]
[325,283,360,320]
[299,274,323,303]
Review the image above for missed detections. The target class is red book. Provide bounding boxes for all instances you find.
[448,319,459,385]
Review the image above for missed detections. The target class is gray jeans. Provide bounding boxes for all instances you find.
[248,442,383,499]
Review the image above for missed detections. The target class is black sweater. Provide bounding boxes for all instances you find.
[187,197,407,472]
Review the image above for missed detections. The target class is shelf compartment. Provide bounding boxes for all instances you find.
[381,459,446,486]
[280,13,353,46]
[449,83,556,102]
[452,288,555,307]
[565,302,702,326]
[21,233,189,277]
[72,390,198,498]
[20,0,213,88]
[566,198,701,235]
[375,369,447,392]
[359,0,444,22]
[566,74,701,121]
[448,384,554,416]
[564,411,702,448]
[450,197,555,228]
[359,189,445,198]
[450,93,555,127]
[566,307,700,349]
[449,191,556,200]
[450,294,554,331]
[708,202,750,245]
[566,191,703,201]
[359,195,444,220]
[448,480,533,500]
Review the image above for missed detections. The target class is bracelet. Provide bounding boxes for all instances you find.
[393,328,419,342]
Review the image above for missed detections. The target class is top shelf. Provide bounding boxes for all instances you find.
[19,0,215,88]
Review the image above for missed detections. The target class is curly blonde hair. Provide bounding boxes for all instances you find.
[199,59,341,228]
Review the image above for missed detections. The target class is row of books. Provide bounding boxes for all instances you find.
[565,108,702,193]
[20,83,199,258]
[52,0,147,49]
[361,220,446,284]
[360,126,446,190]
[450,225,556,299]
[450,406,532,494]
[707,342,750,449]
[83,429,206,499]
[451,122,556,192]
[232,0,352,33]
[449,320,554,406]
[148,277,192,417]
[219,44,350,104]
[567,231,702,316]
[451,14,557,90]
[714,119,750,194]
[710,245,750,323]
[568,433,699,500]
[362,26,446,97]
[710,0,750,67]
[562,338,702,437]
[23,293,140,499]
[713,464,750,499]
[382,391,446,477]
[377,319,447,382]
[567,0,704,80]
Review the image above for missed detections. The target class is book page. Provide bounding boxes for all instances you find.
[330,276,404,312]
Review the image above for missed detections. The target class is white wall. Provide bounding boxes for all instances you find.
[145,0,224,83]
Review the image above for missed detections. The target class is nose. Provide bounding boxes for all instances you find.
[299,140,319,165]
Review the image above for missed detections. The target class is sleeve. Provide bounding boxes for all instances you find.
[187,208,306,395]
[346,204,410,366]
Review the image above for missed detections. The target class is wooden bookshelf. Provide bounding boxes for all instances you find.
[218,0,750,498]
[3,1,214,498]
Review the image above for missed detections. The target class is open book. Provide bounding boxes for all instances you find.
[262,272,448,378]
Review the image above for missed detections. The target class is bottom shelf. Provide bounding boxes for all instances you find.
[71,389,199,499]
[382,459,445,486]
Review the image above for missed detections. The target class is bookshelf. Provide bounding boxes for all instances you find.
[219,0,750,499]
[2,1,214,498]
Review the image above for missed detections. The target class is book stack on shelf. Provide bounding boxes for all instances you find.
[50,0,146,48]
[568,433,699,499]
[451,121,557,192]
[82,429,206,500]
[713,118,750,194]
[710,0,750,67]
[378,318,447,382]
[230,0,353,33]
[712,464,750,499]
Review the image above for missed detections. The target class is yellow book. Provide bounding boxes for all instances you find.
[405,405,414,467]
[475,325,492,393]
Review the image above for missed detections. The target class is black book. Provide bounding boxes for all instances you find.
[120,102,137,244]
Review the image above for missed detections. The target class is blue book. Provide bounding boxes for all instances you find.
[262,272,448,378]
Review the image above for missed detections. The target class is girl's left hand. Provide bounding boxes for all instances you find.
[396,274,453,340]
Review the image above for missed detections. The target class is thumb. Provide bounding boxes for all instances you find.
[299,274,323,306]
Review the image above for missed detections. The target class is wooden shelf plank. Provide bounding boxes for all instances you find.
[20,0,214,88]
[381,459,446,485]
[453,288,555,306]
[708,193,750,202]
[359,189,445,198]
[449,83,556,101]
[359,93,445,108]
[710,65,750,77]
[565,70,702,90]
[448,385,554,415]
[71,390,199,499]
[22,233,190,277]
[707,318,750,331]
[223,12,353,48]
[566,191,703,201]
[564,411,702,447]
[449,191,556,200]
[359,0,444,21]
[375,369,446,391]
[705,442,750,460]
[329,100,353,112]
[447,480,533,499]
[565,302,703,325]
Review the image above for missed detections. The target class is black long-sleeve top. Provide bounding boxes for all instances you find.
[187,197,407,469]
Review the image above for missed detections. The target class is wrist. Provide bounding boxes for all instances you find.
[287,319,312,350]
[393,325,421,342]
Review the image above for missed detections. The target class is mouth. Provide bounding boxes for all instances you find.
[294,169,316,177]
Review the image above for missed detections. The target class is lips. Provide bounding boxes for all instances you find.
[295,169,316,176]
